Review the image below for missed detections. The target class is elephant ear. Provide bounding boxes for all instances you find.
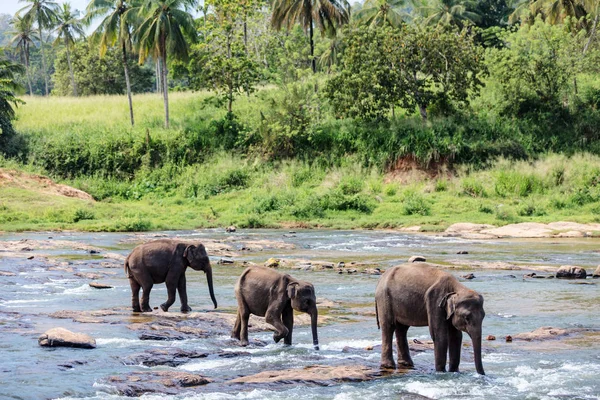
[287,282,299,299]
[439,292,457,320]
[183,245,195,259]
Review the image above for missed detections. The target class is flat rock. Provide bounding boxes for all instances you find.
[89,282,113,289]
[512,326,593,341]
[445,221,600,239]
[228,365,383,385]
[38,327,96,349]
[0,270,16,276]
[74,272,105,280]
[107,371,210,396]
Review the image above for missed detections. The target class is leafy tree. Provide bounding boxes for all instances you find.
[9,15,39,94]
[486,18,585,115]
[469,0,513,27]
[421,0,481,27]
[355,0,408,27]
[17,0,59,95]
[53,3,85,96]
[86,0,138,125]
[189,0,261,112]
[271,0,351,73]
[129,0,197,128]
[325,24,485,120]
[0,58,24,148]
[52,41,153,96]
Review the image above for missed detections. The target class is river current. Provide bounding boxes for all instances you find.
[0,229,599,399]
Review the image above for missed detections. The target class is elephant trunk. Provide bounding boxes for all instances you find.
[469,327,485,375]
[310,308,319,350]
[205,265,217,309]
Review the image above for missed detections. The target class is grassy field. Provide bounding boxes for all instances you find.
[2,92,600,232]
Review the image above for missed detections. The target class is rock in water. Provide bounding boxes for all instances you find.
[226,226,237,233]
[89,282,113,289]
[462,273,475,280]
[593,265,600,278]
[408,256,426,263]
[264,258,280,268]
[556,265,587,279]
[38,327,96,349]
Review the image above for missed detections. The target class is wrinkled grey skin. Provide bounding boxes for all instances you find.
[375,263,485,375]
[124,239,217,313]
[231,266,319,350]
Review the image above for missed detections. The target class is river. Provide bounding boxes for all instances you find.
[0,229,599,399]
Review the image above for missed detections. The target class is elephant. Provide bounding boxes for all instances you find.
[231,266,319,349]
[375,262,485,375]
[124,239,217,313]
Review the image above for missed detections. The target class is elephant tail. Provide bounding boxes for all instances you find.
[375,302,380,330]
[124,256,131,278]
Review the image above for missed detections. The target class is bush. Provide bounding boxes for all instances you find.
[402,191,431,216]
[462,178,486,197]
[338,175,364,195]
[494,170,545,197]
[517,201,547,216]
[72,208,95,222]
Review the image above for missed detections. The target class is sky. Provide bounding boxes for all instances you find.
[1,0,92,16]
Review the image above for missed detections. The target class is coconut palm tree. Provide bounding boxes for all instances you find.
[355,0,408,27]
[17,0,59,96]
[129,0,197,129]
[9,15,39,95]
[53,3,86,96]
[0,58,25,138]
[421,0,481,26]
[271,0,351,73]
[86,0,138,125]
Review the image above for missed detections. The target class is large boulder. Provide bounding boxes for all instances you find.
[556,265,587,279]
[228,365,383,385]
[38,327,96,349]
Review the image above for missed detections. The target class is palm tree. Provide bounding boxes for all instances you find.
[355,0,408,27]
[421,0,481,26]
[86,0,138,125]
[129,0,197,128]
[9,15,39,95]
[53,3,86,96]
[17,0,59,96]
[271,0,351,73]
[0,58,25,138]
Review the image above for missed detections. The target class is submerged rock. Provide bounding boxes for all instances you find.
[38,327,96,349]
[228,365,383,385]
[264,258,280,268]
[556,266,587,279]
[462,273,475,280]
[225,226,237,233]
[107,371,210,396]
[89,282,113,289]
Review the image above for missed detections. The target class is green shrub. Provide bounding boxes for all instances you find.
[494,171,545,197]
[517,201,547,216]
[338,176,365,195]
[72,208,95,222]
[478,203,493,214]
[384,184,397,196]
[550,196,568,210]
[434,179,449,192]
[495,205,516,222]
[462,178,486,197]
[402,191,431,216]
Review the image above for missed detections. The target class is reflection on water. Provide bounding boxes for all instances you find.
[0,229,599,399]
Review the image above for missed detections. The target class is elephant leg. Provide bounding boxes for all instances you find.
[395,324,414,368]
[177,275,191,313]
[129,278,142,312]
[160,280,177,312]
[379,318,396,369]
[448,326,463,372]
[282,305,294,346]
[236,297,251,346]
[140,282,154,312]
[231,310,241,340]
[431,326,449,372]
[266,306,288,344]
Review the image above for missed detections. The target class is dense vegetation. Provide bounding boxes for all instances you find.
[0,0,600,231]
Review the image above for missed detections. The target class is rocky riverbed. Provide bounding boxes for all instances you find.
[1,229,599,399]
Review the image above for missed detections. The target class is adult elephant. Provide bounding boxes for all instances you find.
[231,266,319,350]
[375,263,485,375]
[125,239,217,313]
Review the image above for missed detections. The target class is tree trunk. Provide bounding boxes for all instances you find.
[584,13,599,54]
[24,45,33,95]
[161,54,169,129]
[65,39,77,96]
[309,21,316,73]
[419,104,427,120]
[122,43,134,126]
[243,14,248,55]
[38,22,49,96]
[228,91,233,113]
[156,60,161,93]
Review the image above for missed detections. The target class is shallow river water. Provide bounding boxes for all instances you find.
[1,229,599,400]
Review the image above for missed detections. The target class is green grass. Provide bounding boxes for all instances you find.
[3,92,600,232]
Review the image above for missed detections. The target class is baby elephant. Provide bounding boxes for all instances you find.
[375,263,485,375]
[125,239,217,313]
[232,266,319,349]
